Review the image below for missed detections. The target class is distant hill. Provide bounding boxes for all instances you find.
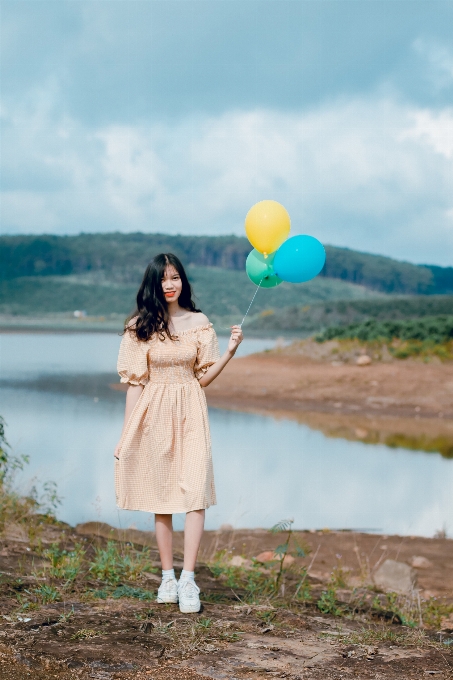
[0,267,382,320]
[1,232,452,295]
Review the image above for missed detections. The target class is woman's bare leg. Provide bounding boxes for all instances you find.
[155,514,173,570]
[183,509,205,571]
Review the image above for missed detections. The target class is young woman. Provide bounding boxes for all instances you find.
[114,253,243,613]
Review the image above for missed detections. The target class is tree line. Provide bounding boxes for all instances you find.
[1,232,452,295]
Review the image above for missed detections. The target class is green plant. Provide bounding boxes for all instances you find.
[208,552,276,603]
[294,567,312,602]
[0,416,63,530]
[58,607,75,623]
[256,610,276,624]
[317,587,342,616]
[208,521,311,604]
[43,543,85,580]
[330,559,348,588]
[0,416,11,486]
[88,541,153,583]
[382,592,418,627]
[33,584,60,604]
[112,584,154,600]
[209,552,243,589]
[135,609,155,621]
[71,629,100,640]
[270,519,310,592]
[15,592,36,612]
[37,481,62,518]
[421,598,453,629]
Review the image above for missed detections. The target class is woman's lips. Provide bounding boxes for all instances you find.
[165,292,175,297]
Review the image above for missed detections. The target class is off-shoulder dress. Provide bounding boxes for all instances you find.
[115,323,220,514]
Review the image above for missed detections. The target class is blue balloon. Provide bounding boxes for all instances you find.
[273,235,326,283]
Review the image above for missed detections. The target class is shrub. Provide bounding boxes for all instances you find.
[88,541,154,583]
[316,315,453,344]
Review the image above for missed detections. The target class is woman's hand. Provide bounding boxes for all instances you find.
[114,443,121,460]
[228,325,243,354]
[198,325,244,387]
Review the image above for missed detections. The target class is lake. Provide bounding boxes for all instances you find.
[1,333,452,536]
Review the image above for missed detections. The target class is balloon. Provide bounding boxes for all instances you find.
[246,249,283,288]
[245,200,291,257]
[273,235,326,283]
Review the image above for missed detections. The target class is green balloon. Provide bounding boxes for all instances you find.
[246,249,283,288]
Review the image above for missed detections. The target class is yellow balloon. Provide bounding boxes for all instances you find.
[245,200,291,256]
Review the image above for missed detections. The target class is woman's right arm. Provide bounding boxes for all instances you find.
[114,384,144,459]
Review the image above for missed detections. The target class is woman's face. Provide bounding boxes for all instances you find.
[161,265,182,304]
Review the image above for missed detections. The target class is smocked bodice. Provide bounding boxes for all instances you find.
[117,323,220,387]
[147,331,204,384]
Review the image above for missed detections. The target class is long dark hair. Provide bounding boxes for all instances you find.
[126,253,201,341]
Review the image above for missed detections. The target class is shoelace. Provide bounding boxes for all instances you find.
[179,579,199,597]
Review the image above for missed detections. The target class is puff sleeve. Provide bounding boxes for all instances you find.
[117,330,149,386]
[194,324,221,380]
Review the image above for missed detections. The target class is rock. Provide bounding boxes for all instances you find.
[441,614,453,631]
[230,555,252,568]
[308,570,331,583]
[2,523,29,543]
[255,551,277,563]
[356,355,372,366]
[410,556,433,569]
[373,559,417,594]
[255,551,295,566]
[218,523,234,532]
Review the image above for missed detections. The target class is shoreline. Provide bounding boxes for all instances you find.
[0,316,124,334]
[204,351,453,456]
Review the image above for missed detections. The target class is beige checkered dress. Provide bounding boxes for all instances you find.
[115,323,220,514]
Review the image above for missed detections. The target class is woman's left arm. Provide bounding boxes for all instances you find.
[198,325,243,387]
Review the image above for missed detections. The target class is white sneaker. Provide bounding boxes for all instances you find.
[178,578,201,613]
[156,578,178,604]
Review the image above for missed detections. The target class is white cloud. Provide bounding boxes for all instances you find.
[1,87,453,265]
[401,108,453,159]
[413,38,453,90]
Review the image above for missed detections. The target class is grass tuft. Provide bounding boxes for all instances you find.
[88,540,155,583]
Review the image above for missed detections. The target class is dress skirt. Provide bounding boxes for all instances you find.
[114,323,220,514]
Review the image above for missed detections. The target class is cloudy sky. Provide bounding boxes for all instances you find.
[1,0,453,265]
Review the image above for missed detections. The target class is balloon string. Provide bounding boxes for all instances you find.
[240,277,265,327]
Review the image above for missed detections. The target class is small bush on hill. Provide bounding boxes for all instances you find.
[316,315,453,344]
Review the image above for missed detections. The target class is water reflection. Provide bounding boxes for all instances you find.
[1,387,451,537]
[1,333,452,537]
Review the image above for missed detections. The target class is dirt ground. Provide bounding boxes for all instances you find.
[1,520,453,680]
[203,345,453,456]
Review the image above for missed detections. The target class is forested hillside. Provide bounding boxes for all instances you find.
[1,233,452,294]
[0,267,382,319]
